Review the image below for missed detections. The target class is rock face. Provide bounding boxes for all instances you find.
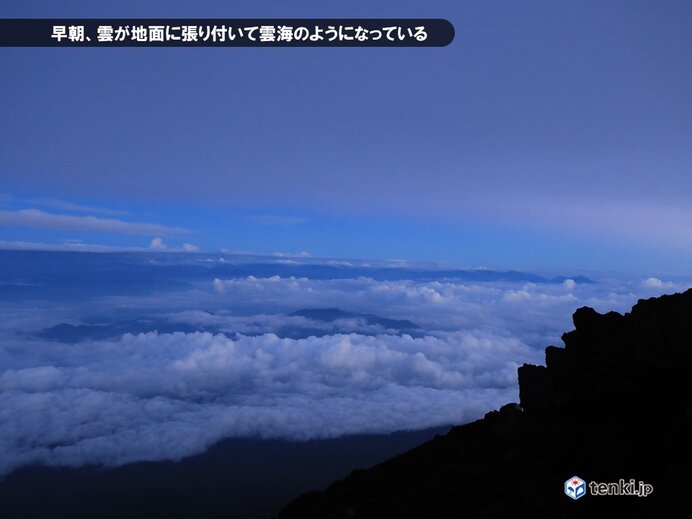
[279,290,692,518]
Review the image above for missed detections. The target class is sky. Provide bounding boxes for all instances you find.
[2,0,692,273]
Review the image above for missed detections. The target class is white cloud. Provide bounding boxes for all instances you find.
[182,243,200,252]
[206,275,692,348]
[0,330,536,476]
[562,278,576,290]
[271,251,311,257]
[326,260,354,267]
[149,237,166,250]
[0,209,188,235]
[2,263,691,478]
[642,277,673,289]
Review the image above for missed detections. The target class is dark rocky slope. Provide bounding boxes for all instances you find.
[0,428,448,519]
[280,289,692,518]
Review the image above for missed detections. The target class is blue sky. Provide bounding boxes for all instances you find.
[1,0,692,273]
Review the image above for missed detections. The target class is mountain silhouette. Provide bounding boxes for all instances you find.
[290,308,420,331]
[280,289,692,517]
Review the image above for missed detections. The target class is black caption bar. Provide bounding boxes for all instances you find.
[0,19,454,47]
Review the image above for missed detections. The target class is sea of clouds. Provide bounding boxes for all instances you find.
[0,260,689,477]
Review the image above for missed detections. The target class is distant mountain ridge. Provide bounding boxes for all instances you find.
[291,308,420,331]
[38,308,421,343]
[0,251,594,301]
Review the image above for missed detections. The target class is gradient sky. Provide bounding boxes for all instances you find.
[1,0,691,273]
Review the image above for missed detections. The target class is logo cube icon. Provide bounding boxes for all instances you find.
[564,476,586,500]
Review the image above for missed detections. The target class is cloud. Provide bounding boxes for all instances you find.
[0,329,536,476]
[2,256,691,477]
[642,277,673,289]
[27,198,129,216]
[0,240,202,253]
[271,251,311,257]
[275,259,299,265]
[0,209,188,235]
[206,275,692,349]
[327,260,354,267]
[0,240,145,252]
[562,278,576,290]
[244,215,307,226]
[149,237,166,250]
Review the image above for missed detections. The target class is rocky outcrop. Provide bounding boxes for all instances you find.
[279,289,692,518]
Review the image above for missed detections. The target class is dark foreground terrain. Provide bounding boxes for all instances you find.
[0,427,446,518]
[280,290,692,518]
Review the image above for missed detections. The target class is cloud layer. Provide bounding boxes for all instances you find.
[0,330,533,476]
[1,254,690,477]
[0,209,187,235]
